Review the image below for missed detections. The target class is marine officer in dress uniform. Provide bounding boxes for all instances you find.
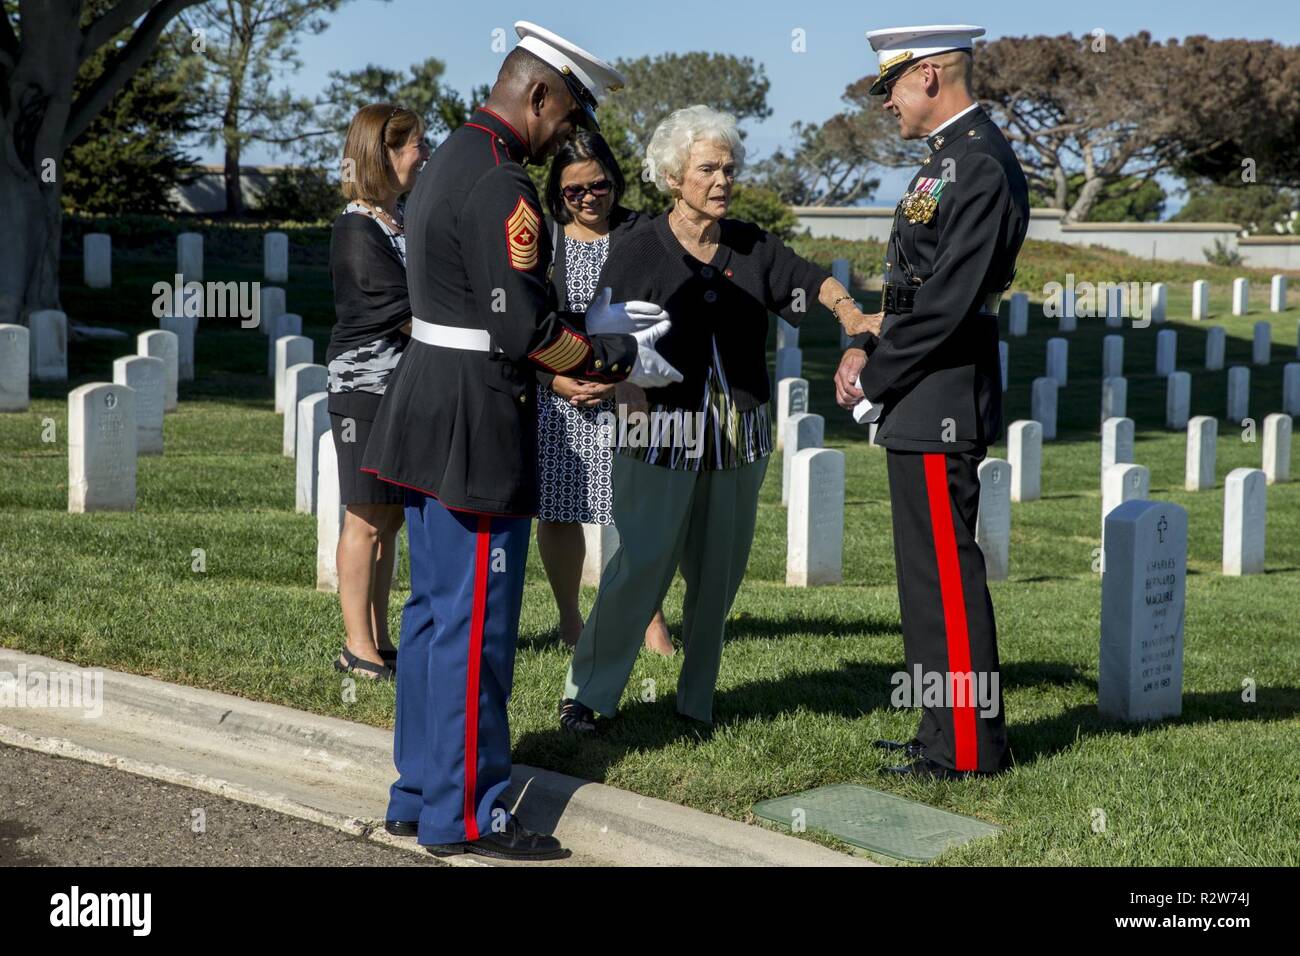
[834,25,1030,780]
[362,21,680,860]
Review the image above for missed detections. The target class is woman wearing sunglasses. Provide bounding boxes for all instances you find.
[536,131,673,655]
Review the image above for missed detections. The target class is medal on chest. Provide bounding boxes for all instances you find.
[899,177,946,225]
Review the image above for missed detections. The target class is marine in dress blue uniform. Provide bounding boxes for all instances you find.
[839,26,1030,780]
[361,22,673,859]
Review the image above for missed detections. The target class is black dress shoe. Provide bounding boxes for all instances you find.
[425,816,567,861]
[383,819,418,837]
[882,757,989,781]
[872,738,926,759]
[558,698,598,735]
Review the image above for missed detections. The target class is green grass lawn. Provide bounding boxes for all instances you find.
[2,246,1298,866]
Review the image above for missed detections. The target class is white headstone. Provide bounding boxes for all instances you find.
[1262,413,1292,485]
[137,330,178,412]
[581,522,621,587]
[316,430,344,592]
[260,286,287,336]
[1155,329,1177,378]
[1101,376,1127,422]
[276,336,315,414]
[159,314,195,381]
[1232,277,1249,316]
[1104,285,1124,328]
[1007,420,1041,503]
[787,448,844,586]
[975,458,1011,581]
[265,231,289,283]
[1008,292,1028,337]
[775,346,802,383]
[68,382,136,513]
[84,233,112,289]
[1222,468,1266,576]
[999,340,1008,392]
[1284,363,1300,416]
[29,309,67,381]
[1165,371,1191,430]
[1252,321,1271,365]
[1058,287,1076,332]
[1270,274,1287,313]
[1226,366,1249,423]
[1102,462,1149,539]
[1150,282,1167,324]
[296,393,331,513]
[1101,417,1135,476]
[267,312,304,374]
[1205,326,1226,371]
[1099,499,1187,722]
[0,324,30,412]
[1046,337,1068,386]
[1192,280,1210,321]
[177,232,203,282]
[111,356,165,455]
[283,363,328,456]
[1185,416,1217,492]
[1032,377,1058,440]
[775,377,809,452]
[777,318,799,351]
[832,259,852,349]
[1102,335,1124,379]
[782,412,823,506]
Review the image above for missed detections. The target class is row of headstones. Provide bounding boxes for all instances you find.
[1029,354,1300,442]
[83,231,291,288]
[1004,276,1291,337]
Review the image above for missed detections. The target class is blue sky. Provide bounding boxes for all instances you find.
[212,0,1300,210]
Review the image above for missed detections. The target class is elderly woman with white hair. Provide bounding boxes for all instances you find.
[559,105,879,733]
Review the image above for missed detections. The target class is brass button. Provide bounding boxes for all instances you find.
[594,359,604,369]
[611,363,619,372]
[519,393,526,403]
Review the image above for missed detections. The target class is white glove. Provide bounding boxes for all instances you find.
[583,287,670,334]
[852,375,882,424]
[627,316,683,388]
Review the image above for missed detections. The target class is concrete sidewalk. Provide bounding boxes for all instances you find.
[0,647,869,867]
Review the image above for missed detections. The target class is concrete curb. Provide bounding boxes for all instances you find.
[0,648,869,867]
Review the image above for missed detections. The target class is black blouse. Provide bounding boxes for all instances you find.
[327,212,412,363]
[594,213,831,412]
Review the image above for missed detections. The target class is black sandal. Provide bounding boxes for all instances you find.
[558,698,598,735]
[334,647,395,681]
[379,647,398,671]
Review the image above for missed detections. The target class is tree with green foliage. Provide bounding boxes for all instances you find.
[1174,181,1298,235]
[63,2,205,215]
[0,0,208,325]
[1028,173,1166,222]
[180,0,360,216]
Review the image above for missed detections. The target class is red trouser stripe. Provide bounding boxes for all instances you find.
[463,515,492,841]
[922,453,978,772]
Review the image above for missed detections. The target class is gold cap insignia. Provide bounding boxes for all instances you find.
[880,50,914,73]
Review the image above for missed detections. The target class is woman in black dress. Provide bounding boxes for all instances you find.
[327,103,429,680]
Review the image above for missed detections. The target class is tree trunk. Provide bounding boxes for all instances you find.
[1065,175,1107,223]
[223,139,243,217]
[0,159,62,327]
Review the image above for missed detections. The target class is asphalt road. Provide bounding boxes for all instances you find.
[0,743,438,867]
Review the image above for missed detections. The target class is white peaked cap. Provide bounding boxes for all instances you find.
[514,21,626,124]
[865,24,985,94]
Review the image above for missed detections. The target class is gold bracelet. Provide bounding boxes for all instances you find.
[831,294,855,317]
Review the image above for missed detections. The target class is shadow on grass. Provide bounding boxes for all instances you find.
[514,659,1093,783]
[1009,686,1300,765]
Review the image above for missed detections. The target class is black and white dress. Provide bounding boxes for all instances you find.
[536,233,615,524]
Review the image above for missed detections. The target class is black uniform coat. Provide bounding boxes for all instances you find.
[362,108,637,516]
[853,105,1029,452]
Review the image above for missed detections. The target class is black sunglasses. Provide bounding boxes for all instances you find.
[561,179,613,202]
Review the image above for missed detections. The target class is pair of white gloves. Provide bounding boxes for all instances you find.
[583,288,682,388]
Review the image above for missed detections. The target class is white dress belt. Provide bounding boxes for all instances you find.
[410,317,499,352]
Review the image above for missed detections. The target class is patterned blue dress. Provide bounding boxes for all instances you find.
[535,233,615,524]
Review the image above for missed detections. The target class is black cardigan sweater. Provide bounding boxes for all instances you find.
[594,213,831,412]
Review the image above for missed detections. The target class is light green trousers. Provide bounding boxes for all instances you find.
[564,452,768,724]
